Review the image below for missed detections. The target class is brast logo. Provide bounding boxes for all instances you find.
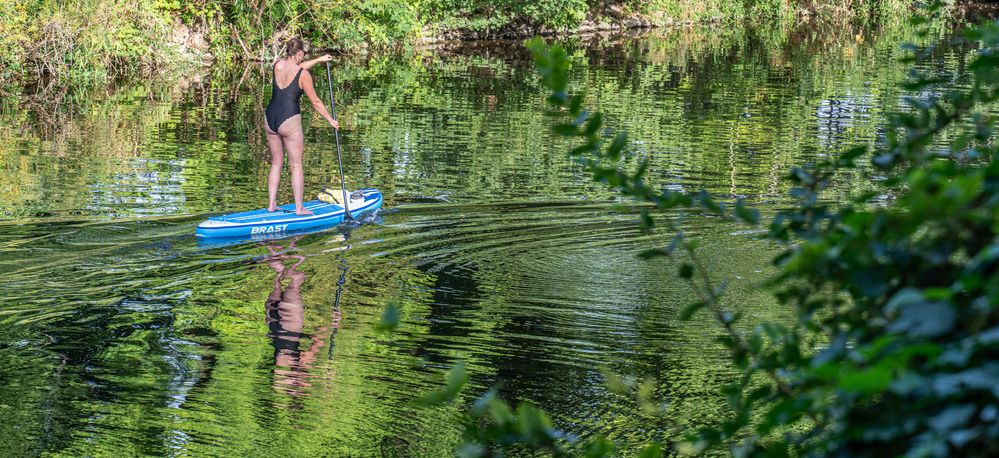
[250,224,289,235]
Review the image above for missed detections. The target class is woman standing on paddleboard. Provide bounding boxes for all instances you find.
[265,38,339,216]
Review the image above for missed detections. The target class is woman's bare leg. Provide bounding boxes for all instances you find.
[265,124,285,212]
[277,115,312,216]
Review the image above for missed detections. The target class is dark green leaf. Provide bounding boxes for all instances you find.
[839,146,868,166]
[638,248,668,259]
[734,199,760,225]
[568,94,585,116]
[639,209,654,231]
[584,113,603,136]
[678,263,694,279]
[607,132,628,160]
[553,123,579,136]
[679,300,705,320]
[696,190,721,213]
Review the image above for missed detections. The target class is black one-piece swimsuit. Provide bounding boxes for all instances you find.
[265,64,304,132]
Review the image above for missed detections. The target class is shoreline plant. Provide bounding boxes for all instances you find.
[1,0,916,89]
[407,1,999,455]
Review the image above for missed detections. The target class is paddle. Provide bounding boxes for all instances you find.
[324,61,352,220]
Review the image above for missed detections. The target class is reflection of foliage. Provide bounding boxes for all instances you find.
[0,16,957,220]
[0,225,465,455]
[439,2,999,456]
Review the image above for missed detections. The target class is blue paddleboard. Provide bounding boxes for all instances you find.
[196,188,382,239]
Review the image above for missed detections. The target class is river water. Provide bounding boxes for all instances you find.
[0,18,978,456]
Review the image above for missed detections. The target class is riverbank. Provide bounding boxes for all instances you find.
[1,0,922,89]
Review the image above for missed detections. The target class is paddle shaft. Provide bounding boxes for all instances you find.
[325,61,351,219]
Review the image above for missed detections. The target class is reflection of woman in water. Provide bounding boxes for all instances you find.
[261,238,339,396]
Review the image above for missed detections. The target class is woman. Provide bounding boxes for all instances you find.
[265,38,339,215]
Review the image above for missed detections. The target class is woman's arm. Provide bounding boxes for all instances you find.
[300,70,340,130]
[300,54,333,70]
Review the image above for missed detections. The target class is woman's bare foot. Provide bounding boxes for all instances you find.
[268,203,279,212]
[295,207,314,216]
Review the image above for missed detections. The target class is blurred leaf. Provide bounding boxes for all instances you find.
[679,301,705,320]
[678,263,694,279]
[667,232,683,254]
[417,361,468,406]
[553,123,579,136]
[638,442,664,458]
[638,248,668,260]
[584,112,603,136]
[696,190,721,213]
[374,302,400,332]
[607,132,628,160]
[734,199,760,225]
[839,145,868,167]
[568,94,585,115]
[839,366,892,394]
[600,367,637,395]
[584,436,614,457]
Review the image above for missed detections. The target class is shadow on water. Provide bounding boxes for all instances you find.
[0,15,990,455]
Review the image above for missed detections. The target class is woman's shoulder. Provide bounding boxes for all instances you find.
[274,60,303,72]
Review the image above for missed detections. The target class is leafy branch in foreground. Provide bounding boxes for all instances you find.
[522,2,999,455]
[414,4,999,456]
[416,362,666,457]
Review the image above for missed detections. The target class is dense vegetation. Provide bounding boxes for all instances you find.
[0,0,911,85]
[405,3,999,456]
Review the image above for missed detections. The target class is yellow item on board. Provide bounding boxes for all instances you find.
[317,187,345,204]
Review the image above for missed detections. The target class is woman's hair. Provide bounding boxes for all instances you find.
[284,38,306,58]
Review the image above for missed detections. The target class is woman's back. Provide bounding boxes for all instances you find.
[266,61,304,132]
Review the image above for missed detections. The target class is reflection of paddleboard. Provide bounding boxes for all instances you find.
[196,188,382,239]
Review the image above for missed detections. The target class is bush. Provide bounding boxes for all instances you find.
[415,3,999,456]
[0,0,177,86]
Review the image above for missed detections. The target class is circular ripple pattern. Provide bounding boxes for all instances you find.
[0,20,983,456]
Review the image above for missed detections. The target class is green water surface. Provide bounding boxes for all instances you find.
[0,18,981,457]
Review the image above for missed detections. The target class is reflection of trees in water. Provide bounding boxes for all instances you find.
[2,17,975,218]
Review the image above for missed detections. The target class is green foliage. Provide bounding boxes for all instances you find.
[746,0,912,20]
[467,2,999,456]
[421,0,589,33]
[0,0,181,86]
[0,0,30,84]
[1,0,925,87]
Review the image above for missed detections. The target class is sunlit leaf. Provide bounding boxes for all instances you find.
[417,361,468,406]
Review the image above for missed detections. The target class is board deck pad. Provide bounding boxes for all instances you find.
[196,188,382,239]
